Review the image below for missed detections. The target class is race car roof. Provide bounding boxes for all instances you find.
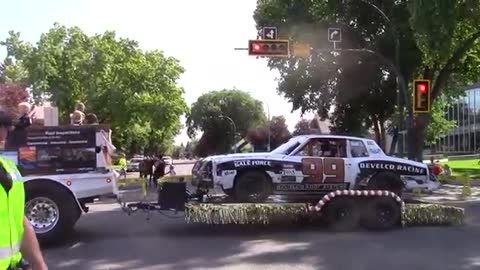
[293,134,374,142]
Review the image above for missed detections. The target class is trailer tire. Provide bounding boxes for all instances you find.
[323,197,360,231]
[361,197,401,230]
[234,171,272,203]
[25,182,80,245]
[367,172,403,196]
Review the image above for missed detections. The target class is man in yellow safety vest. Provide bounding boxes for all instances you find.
[0,108,48,270]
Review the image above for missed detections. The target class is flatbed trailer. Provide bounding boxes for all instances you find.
[118,178,410,231]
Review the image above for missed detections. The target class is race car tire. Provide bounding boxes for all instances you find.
[234,171,272,203]
[361,197,401,230]
[222,187,234,197]
[323,197,361,232]
[367,172,403,196]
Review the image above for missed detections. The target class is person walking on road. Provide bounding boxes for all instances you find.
[118,154,127,179]
[0,107,48,270]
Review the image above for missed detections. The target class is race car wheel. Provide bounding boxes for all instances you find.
[323,197,361,232]
[234,171,272,203]
[222,187,234,197]
[361,197,401,230]
[367,172,403,196]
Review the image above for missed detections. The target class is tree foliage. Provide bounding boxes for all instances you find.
[0,83,29,116]
[293,118,322,136]
[1,24,189,154]
[187,89,266,156]
[253,0,480,160]
[246,115,291,151]
[424,96,457,147]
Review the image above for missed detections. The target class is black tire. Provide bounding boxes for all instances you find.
[323,197,361,232]
[25,182,81,245]
[234,171,272,203]
[367,172,404,196]
[361,197,401,230]
[222,187,234,197]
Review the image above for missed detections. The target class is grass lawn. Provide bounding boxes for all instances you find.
[440,159,480,179]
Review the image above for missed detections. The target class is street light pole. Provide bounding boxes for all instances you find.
[350,0,413,156]
[262,99,271,152]
[219,115,237,153]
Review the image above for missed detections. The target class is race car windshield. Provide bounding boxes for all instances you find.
[271,139,301,155]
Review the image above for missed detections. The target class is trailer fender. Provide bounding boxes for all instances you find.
[308,189,405,214]
[24,178,83,212]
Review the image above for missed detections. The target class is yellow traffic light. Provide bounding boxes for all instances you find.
[292,43,311,58]
[413,80,431,113]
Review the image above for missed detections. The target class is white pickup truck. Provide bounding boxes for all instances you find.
[3,124,117,244]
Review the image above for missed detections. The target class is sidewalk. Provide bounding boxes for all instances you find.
[406,184,480,204]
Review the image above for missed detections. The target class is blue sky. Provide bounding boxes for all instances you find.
[0,0,313,144]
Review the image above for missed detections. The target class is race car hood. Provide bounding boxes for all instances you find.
[386,156,428,169]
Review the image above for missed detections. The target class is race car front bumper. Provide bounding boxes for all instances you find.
[403,175,441,192]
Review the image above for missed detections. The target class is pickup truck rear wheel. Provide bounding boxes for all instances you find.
[234,171,272,203]
[367,172,403,196]
[25,182,80,245]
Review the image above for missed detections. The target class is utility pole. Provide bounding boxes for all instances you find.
[219,115,237,153]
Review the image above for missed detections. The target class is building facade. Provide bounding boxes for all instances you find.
[397,83,480,155]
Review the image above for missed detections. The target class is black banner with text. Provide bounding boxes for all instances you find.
[12,126,98,175]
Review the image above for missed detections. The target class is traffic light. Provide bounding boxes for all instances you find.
[413,80,431,113]
[248,40,289,57]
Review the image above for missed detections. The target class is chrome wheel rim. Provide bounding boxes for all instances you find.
[25,197,60,234]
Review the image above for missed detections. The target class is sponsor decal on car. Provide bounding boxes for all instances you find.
[359,161,426,175]
[233,160,272,167]
[222,170,236,176]
[274,183,348,192]
[281,169,296,176]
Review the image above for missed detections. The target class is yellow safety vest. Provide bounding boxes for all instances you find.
[0,156,24,269]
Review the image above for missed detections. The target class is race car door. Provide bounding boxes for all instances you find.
[283,137,350,193]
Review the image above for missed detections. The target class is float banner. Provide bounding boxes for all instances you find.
[16,126,97,175]
[22,127,96,147]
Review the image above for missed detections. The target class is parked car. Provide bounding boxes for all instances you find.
[162,156,173,165]
[127,157,143,172]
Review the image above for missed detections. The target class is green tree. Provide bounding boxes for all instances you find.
[187,89,266,156]
[293,118,322,136]
[424,96,457,149]
[293,119,311,136]
[246,115,291,151]
[253,0,480,160]
[1,24,189,155]
[172,143,185,159]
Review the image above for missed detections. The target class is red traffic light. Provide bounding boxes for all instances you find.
[413,80,431,113]
[248,40,289,57]
[253,43,262,52]
[418,83,427,93]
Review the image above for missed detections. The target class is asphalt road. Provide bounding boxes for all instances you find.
[41,165,480,270]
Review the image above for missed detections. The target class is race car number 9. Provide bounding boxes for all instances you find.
[301,158,345,183]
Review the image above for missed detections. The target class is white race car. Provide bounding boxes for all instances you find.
[192,134,440,202]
